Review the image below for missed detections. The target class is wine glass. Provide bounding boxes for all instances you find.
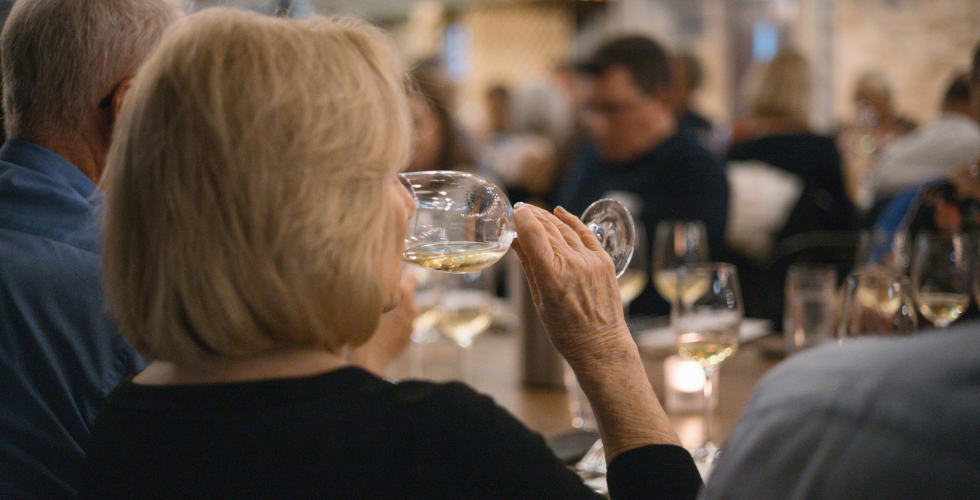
[405,266,444,378]
[855,228,910,275]
[909,232,971,328]
[433,271,493,385]
[671,262,743,464]
[652,221,709,304]
[399,171,635,276]
[837,268,917,338]
[617,221,648,318]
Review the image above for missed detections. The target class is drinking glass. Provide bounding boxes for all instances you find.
[399,171,635,276]
[909,232,971,328]
[837,268,917,338]
[617,221,648,317]
[433,271,493,385]
[783,264,839,354]
[406,266,443,378]
[671,262,743,464]
[855,228,910,275]
[652,221,709,304]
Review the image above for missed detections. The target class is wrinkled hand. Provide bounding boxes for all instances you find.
[511,204,630,365]
[350,271,420,375]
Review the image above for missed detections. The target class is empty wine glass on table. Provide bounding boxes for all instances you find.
[399,171,636,276]
[671,262,743,464]
[837,268,917,339]
[909,232,971,328]
[653,221,708,305]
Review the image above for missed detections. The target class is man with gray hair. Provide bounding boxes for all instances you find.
[0,0,183,497]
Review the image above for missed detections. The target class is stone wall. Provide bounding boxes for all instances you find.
[831,0,980,125]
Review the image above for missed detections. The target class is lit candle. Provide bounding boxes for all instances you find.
[663,355,718,412]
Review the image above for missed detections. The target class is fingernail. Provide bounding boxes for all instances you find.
[555,206,567,214]
[514,202,526,209]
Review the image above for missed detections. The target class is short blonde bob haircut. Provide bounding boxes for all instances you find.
[101,8,412,366]
[752,49,812,124]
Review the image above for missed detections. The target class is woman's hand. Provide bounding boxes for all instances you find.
[511,203,682,457]
[510,204,630,367]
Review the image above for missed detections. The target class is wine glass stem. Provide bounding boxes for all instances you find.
[588,223,605,246]
[702,364,715,449]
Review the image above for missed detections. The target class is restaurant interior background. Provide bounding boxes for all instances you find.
[197,0,980,140]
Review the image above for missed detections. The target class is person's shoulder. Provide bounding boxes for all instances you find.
[751,324,980,414]
[385,378,508,426]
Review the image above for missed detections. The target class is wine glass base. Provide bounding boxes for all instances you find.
[580,199,636,277]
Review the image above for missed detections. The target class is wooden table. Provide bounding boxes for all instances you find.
[390,326,785,448]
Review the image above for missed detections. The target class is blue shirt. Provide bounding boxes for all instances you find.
[702,323,980,499]
[0,139,144,499]
[557,132,728,316]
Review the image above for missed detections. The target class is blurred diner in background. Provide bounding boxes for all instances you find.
[1,0,980,498]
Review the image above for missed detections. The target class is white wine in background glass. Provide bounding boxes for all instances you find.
[909,232,971,328]
[671,262,743,464]
[653,221,709,303]
[434,271,493,385]
[399,171,636,277]
[617,222,648,315]
[405,266,444,378]
[837,268,917,338]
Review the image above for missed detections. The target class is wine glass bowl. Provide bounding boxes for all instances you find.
[616,222,647,312]
[909,232,971,328]
[837,268,917,338]
[400,171,515,273]
[399,171,636,277]
[434,271,493,384]
[653,221,709,304]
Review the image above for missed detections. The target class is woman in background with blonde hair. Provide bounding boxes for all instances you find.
[79,8,701,499]
[728,49,856,237]
[725,49,856,323]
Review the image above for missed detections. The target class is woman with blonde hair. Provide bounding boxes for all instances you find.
[79,8,700,499]
[726,49,856,323]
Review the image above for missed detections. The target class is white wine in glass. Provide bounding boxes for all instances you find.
[399,171,635,277]
[404,242,509,273]
[432,272,493,385]
[653,221,708,303]
[671,263,742,464]
[910,232,971,328]
[436,291,492,348]
[838,268,917,338]
[617,221,648,309]
[617,268,648,307]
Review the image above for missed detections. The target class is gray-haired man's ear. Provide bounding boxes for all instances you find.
[111,78,135,121]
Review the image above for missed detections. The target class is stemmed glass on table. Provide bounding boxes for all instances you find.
[433,271,493,384]
[671,262,743,464]
[398,171,637,383]
[909,232,971,329]
[652,221,708,305]
[617,222,648,318]
[837,267,917,339]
